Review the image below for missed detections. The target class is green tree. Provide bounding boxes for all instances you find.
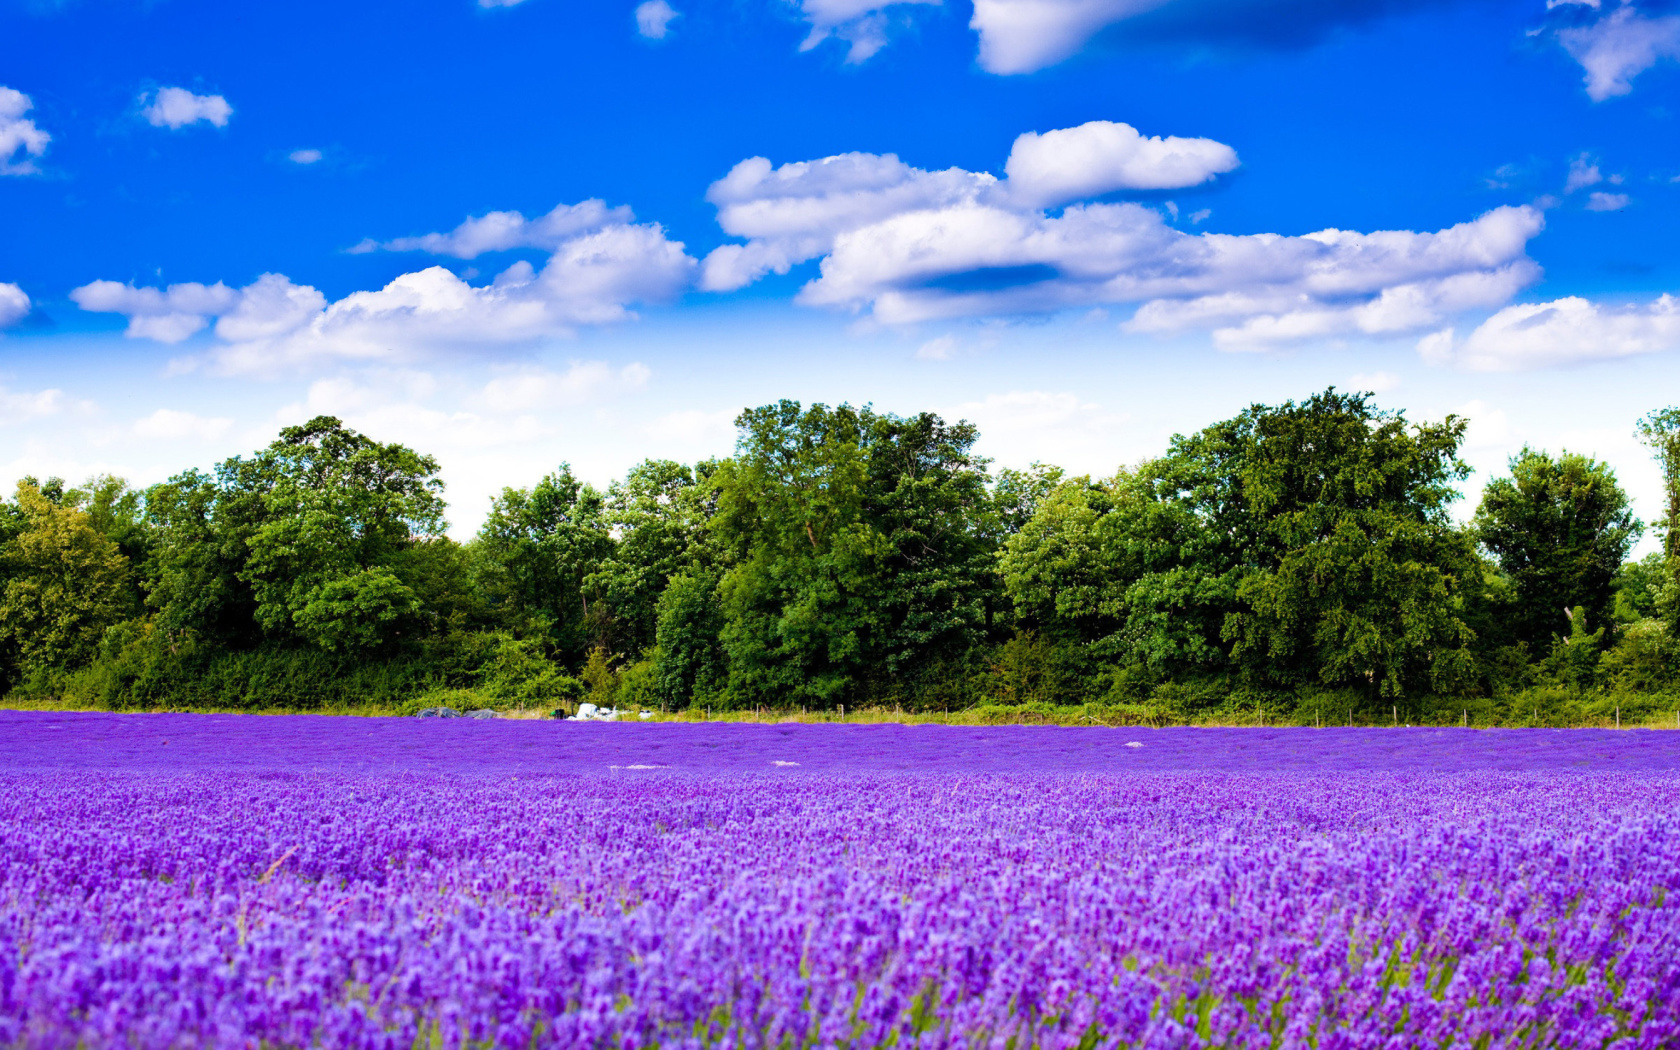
[474,464,613,664]
[0,483,132,675]
[143,468,259,648]
[1002,390,1479,697]
[232,417,444,652]
[143,417,447,655]
[1614,551,1667,622]
[711,401,996,706]
[590,459,719,657]
[1475,448,1640,648]
[650,568,727,705]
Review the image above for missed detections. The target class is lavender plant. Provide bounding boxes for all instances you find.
[2,713,1678,1048]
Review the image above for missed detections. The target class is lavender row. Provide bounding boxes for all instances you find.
[8,711,1680,774]
[4,766,1678,1049]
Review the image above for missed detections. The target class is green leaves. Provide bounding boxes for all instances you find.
[1001,390,1478,697]
[291,567,419,653]
[1474,447,1640,649]
[710,402,997,705]
[0,483,131,674]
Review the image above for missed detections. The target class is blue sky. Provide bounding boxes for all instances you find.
[4,0,1680,537]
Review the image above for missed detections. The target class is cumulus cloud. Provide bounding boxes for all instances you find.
[354,200,635,258]
[0,86,50,175]
[1586,190,1630,211]
[72,206,696,372]
[0,282,30,328]
[701,120,1238,292]
[0,385,63,424]
[703,127,1541,345]
[970,0,1164,73]
[289,148,323,165]
[1002,121,1239,207]
[1419,294,1680,371]
[1564,152,1603,192]
[792,0,942,63]
[701,152,995,291]
[1554,3,1680,101]
[969,0,1446,74]
[636,0,680,38]
[133,409,233,441]
[141,87,233,129]
[70,280,240,343]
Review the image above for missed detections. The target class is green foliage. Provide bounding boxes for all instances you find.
[711,401,998,705]
[475,464,612,662]
[1003,390,1478,698]
[652,569,726,707]
[1475,447,1639,649]
[0,483,131,677]
[1614,552,1666,622]
[590,459,719,655]
[7,394,1680,722]
[476,633,581,709]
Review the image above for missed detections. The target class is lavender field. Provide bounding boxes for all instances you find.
[3,713,1679,1049]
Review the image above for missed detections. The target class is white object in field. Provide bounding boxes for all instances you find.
[639,710,654,721]
[1124,741,1143,748]
[567,703,620,722]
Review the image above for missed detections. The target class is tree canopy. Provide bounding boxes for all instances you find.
[0,392,1670,722]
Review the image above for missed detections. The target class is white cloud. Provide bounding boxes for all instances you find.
[355,199,635,258]
[289,148,323,165]
[1586,190,1630,210]
[0,385,63,424]
[1555,4,1680,101]
[0,86,50,175]
[970,0,1167,74]
[1419,294,1680,371]
[637,0,680,38]
[702,128,1540,345]
[809,198,1544,341]
[1564,152,1603,192]
[70,280,240,343]
[701,152,994,291]
[791,0,942,63]
[72,211,696,373]
[701,121,1238,292]
[476,361,652,412]
[133,408,233,441]
[141,87,233,129]
[1002,121,1239,208]
[0,282,29,328]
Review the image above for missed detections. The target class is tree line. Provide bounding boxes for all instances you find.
[3,389,1677,724]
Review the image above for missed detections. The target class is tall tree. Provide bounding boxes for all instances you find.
[146,417,447,654]
[711,401,996,705]
[0,483,131,675]
[590,459,719,657]
[1475,448,1640,647]
[1002,390,1479,696]
[474,464,613,664]
[1637,408,1680,558]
